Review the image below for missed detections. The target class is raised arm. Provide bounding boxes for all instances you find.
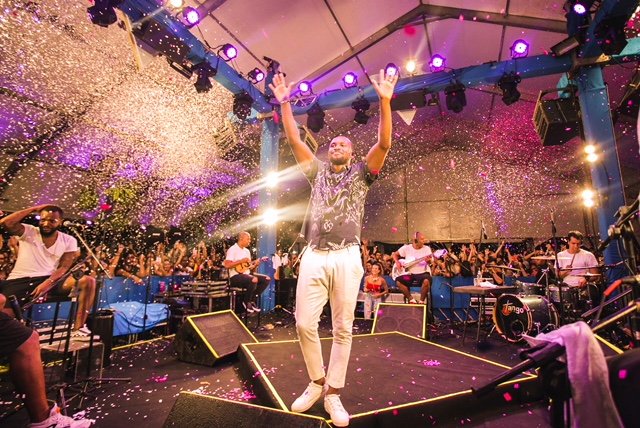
[366,69,398,172]
[0,205,50,236]
[268,73,315,172]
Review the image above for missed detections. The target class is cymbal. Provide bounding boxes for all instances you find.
[571,273,601,277]
[486,264,520,272]
[559,265,600,271]
[531,255,571,261]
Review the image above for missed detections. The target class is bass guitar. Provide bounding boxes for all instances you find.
[391,249,447,279]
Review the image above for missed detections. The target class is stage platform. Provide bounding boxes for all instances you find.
[236,332,547,427]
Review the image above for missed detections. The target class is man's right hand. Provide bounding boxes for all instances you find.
[268,73,296,104]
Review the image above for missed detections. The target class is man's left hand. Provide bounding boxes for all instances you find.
[371,69,398,101]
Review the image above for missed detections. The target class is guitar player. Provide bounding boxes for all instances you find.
[223,231,270,314]
[392,231,433,308]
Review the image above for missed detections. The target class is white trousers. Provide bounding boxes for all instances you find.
[295,245,363,389]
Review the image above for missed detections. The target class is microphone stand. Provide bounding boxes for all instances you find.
[550,213,566,324]
[55,225,130,415]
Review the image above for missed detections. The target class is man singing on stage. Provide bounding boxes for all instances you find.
[269,68,397,426]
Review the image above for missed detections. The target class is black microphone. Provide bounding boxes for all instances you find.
[8,295,23,321]
[62,220,86,228]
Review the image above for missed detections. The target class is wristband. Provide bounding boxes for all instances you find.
[280,99,291,105]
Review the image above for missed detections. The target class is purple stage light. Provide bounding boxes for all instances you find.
[510,39,530,58]
[219,43,238,61]
[385,63,399,78]
[429,54,446,72]
[247,68,265,84]
[342,72,358,88]
[573,3,587,15]
[182,7,200,26]
[298,81,312,95]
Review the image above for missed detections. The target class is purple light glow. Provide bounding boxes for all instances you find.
[220,44,237,60]
[429,54,446,72]
[573,3,587,15]
[298,81,311,94]
[385,63,399,77]
[342,72,357,88]
[183,7,200,26]
[248,67,264,83]
[510,40,529,58]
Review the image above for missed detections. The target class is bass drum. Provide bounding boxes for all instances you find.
[493,294,559,343]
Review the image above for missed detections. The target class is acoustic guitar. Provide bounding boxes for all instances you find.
[233,256,269,274]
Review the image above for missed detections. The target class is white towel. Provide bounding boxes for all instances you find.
[524,321,623,428]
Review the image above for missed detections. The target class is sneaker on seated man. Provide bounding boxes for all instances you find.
[0,299,93,427]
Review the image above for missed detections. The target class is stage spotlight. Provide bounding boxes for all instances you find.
[306,103,325,132]
[352,97,371,125]
[87,0,122,28]
[581,189,596,207]
[233,91,254,120]
[510,40,530,59]
[429,54,446,72]
[343,72,358,88]
[182,6,200,27]
[247,67,265,84]
[427,93,439,106]
[385,63,399,78]
[586,153,598,163]
[405,59,417,74]
[498,73,522,105]
[265,172,279,189]
[584,144,596,154]
[167,0,183,8]
[298,81,312,96]
[444,83,466,113]
[218,43,238,61]
[573,2,587,15]
[193,62,216,93]
[262,208,279,226]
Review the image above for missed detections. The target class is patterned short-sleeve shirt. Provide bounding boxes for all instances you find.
[302,159,377,249]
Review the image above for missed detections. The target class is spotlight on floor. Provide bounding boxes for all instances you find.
[247,68,265,84]
[306,103,325,132]
[352,97,371,125]
[87,0,122,27]
[498,73,522,105]
[193,62,216,93]
[233,92,254,120]
[444,83,466,113]
[218,43,238,61]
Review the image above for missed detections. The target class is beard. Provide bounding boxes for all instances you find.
[39,225,58,237]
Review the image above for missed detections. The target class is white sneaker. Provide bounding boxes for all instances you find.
[28,403,93,427]
[291,381,324,413]
[408,299,418,304]
[324,394,349,427]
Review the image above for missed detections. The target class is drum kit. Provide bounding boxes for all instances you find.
[492,255,604,343]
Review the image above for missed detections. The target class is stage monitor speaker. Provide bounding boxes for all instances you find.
[174,310,257,366]
[372,303,427,339]
[164,392,331,428]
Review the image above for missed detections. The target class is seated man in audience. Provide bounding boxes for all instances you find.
[0,294,93,427]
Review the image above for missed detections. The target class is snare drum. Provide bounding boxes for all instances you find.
[493,294,559,343]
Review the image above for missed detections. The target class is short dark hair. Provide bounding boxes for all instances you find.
[567,230,584,241]
[40,205,64,217]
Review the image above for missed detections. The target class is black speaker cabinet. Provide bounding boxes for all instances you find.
[372,303,427,339]
[174,310,257,366]
[164,392,331,428]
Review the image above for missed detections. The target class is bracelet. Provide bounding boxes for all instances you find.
[280,99,290,105]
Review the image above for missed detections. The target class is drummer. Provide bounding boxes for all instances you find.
[556,230,599,288]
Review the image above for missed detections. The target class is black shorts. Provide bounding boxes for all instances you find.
[0,276,68,307]
[0,311,33,357]
[396,272,432,287]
